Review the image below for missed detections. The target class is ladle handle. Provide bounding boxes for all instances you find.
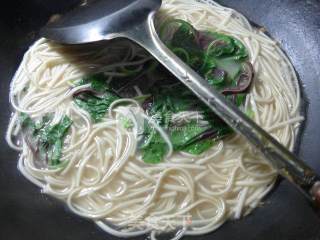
[123,12,320,207]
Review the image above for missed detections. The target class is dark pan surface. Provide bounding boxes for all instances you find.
[0,0,320,239]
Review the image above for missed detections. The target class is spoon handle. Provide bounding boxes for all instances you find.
[123,12,320,206]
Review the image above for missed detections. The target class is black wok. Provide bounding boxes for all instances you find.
[0,0,320,239]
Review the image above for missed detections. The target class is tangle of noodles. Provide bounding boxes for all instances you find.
[6,0,303,239]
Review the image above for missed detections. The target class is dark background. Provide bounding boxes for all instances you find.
[1,0,320,239]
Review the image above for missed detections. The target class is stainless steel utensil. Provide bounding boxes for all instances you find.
[40,0,320,206]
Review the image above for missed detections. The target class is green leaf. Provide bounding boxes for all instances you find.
[50,139,62,166]
[205,69,226,88]
[161,19,204,70]
[74,93,119,122]
[171,47,191,64]
[74,73,120,122]
[19,113,34,129]
[133,94,152,103]
[142,141,167,164]
[171,22,198,52]
[200,53,216,75]
[48,159,70,170]
[233,38,248,60]
[141,130,168,164]
[170,121,210,150]
[40,116,72,143]
[215,58,242,81]
[246,107,255,119]
[160,19,197,48]
[181,139,215,155]
[120,117,134,129]
[204,31,248,60]
[139,18,252,163]
[205,32,235,57]
[38,116,72,166]
[20,114,72,166]
[235,93,246,107]
[148,86,197,114]
[83,73,109,92]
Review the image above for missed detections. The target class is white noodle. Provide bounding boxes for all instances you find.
[6,0,303,239]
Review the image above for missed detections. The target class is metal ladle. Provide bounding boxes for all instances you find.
[41,0,320,206]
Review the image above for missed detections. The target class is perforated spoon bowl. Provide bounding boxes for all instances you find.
[41,0,320,206]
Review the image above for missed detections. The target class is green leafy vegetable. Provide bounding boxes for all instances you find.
[141,139,167,164]
[181,139,215,155]
[19,114,72,166]
[137,19,253,163]
[160,19,249,91]
[205,68,226,88]
[69,18,253,164]
[233,38,249,60]
[162,19,204,69]
[171,20,198,54]
[74,93,119,122]
[246,107,255,119]
[202,31,248,60]
[133,94,152,103]
[74,74,120,122]
[120,117,134,129]
[78,73,108,91]
[205,32,236,57]
[235,93,246,106]
[20,112,34,129]
[215,58,242,81]
[170,121,210,150]
[140,126,168,164]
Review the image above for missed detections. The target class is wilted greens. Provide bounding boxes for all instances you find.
[73,73,120,122]
[72,18,253,164]
[20,113,72,166]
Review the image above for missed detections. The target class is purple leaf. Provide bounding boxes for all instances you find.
[221,61,254,95]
